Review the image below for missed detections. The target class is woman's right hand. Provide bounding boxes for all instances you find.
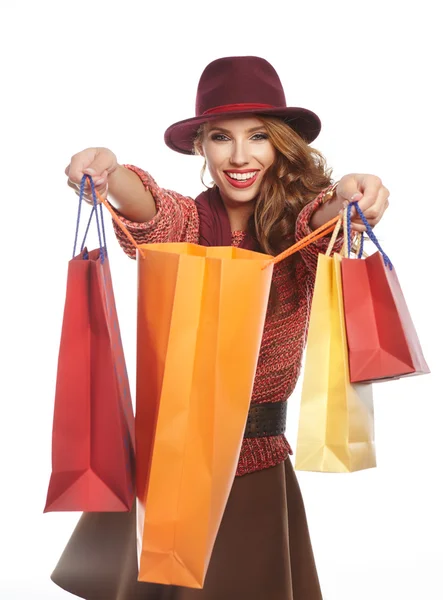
[65,147,118,205]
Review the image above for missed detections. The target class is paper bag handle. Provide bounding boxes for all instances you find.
[88,177,342,266]
[80,175,146,259]
[347,202,392,269]
[263,215,341,269]
[86,179,382,268]
[73,174,108,262]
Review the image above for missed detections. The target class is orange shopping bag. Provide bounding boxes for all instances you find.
[135,242,273,588]
[99,191,339,589]
[133,216,342,588]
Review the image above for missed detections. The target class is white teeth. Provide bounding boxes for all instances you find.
[226,172,257,181]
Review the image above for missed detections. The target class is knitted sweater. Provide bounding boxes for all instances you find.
[113,165,340,477]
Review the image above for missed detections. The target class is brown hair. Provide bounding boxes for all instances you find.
[194,115,333,256]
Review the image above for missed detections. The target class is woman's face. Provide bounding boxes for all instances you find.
[200,117,276,205]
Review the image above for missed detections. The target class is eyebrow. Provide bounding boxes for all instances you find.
[207,125,265,134]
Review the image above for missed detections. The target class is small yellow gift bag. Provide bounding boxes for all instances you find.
[294,222,376,473]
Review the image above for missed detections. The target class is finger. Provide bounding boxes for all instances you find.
[69,186,93,205]
[83,171,108,190]
[84,155,112,181]
[85,180,108,198]
[67,175,108,199]
[353,186,389,224]
[338,175,375,218]
[68,149,98,184]
[351,215,380,229]
[67,178,94,197]
[341,176,382,221]
[361,186,389,220]
[350,222,368,233]
[66,164,104,188]
[67,178,78,191]
[68,148,110,184]
[350,209,386,231]
[355,175,383,213]
[67,181,95,208]
[337,175,362,202]
[91,182,109,200]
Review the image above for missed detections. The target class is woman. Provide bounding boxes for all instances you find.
[53,56,389,600]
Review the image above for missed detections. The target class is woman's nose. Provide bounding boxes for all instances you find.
[229,140,249,166]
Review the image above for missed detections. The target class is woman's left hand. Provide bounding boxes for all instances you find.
[336,174,390,232]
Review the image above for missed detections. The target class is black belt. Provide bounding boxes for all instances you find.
[244,401,287,438]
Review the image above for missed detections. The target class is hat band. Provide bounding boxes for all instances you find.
[202,102,275,116]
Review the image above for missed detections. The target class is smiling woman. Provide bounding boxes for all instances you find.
[194,118,277,230]
[55,55,390,600]
[194,115,334,254]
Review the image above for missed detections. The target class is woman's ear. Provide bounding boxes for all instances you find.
[194,139,204,156]
[193,124,206,156]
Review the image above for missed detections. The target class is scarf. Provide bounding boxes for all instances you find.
[194,186,259,251]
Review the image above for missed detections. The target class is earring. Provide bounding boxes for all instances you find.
[200,159,214,189]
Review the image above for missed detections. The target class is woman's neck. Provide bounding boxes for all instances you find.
[219,189,256,232]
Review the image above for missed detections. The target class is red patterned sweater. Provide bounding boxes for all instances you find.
[113,165,340,477]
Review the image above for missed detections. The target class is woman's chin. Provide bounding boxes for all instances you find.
[216,178,261,204]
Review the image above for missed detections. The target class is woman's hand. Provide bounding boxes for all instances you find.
[65,147,118,205]
[336,174,390,232]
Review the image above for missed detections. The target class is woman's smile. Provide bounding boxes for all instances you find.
[223,169,260,188]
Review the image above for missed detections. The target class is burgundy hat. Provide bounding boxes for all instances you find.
[164,56,321,155]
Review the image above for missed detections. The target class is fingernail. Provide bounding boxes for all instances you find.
[85,168,96,175]
[351,193,362,201]
[95,178,105,186]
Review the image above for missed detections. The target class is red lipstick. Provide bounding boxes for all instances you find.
[223,170,259,189]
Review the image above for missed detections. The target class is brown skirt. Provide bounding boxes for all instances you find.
[51,458,323,600]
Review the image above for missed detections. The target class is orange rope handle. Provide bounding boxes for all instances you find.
[93,185,339,267]
[262,215,340,269]
[94,189,146,259]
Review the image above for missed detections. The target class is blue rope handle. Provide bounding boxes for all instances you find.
[79,206,95,252]
[72,175,108,262]
[88,174,108,262]
[347,202,392,269]
[72,176,86,258]
[346,203,352,259]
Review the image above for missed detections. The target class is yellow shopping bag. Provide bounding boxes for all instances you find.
[295,250,376,473]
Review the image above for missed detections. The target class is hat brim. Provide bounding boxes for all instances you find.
[164,107,321,155]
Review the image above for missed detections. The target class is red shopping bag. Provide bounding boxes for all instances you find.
[44,177,135,512]
[341,203,430,383]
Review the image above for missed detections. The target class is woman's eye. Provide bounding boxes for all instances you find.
[251,133,268,141]
[210,132,268,142]
[211,133,230,141]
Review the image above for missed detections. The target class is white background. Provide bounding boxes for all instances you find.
[1,1,442,598]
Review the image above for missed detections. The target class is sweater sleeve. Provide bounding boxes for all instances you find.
[111,165,200,259]
[294,187,343,274]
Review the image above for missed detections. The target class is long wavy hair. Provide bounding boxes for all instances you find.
[194,115,333,256]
